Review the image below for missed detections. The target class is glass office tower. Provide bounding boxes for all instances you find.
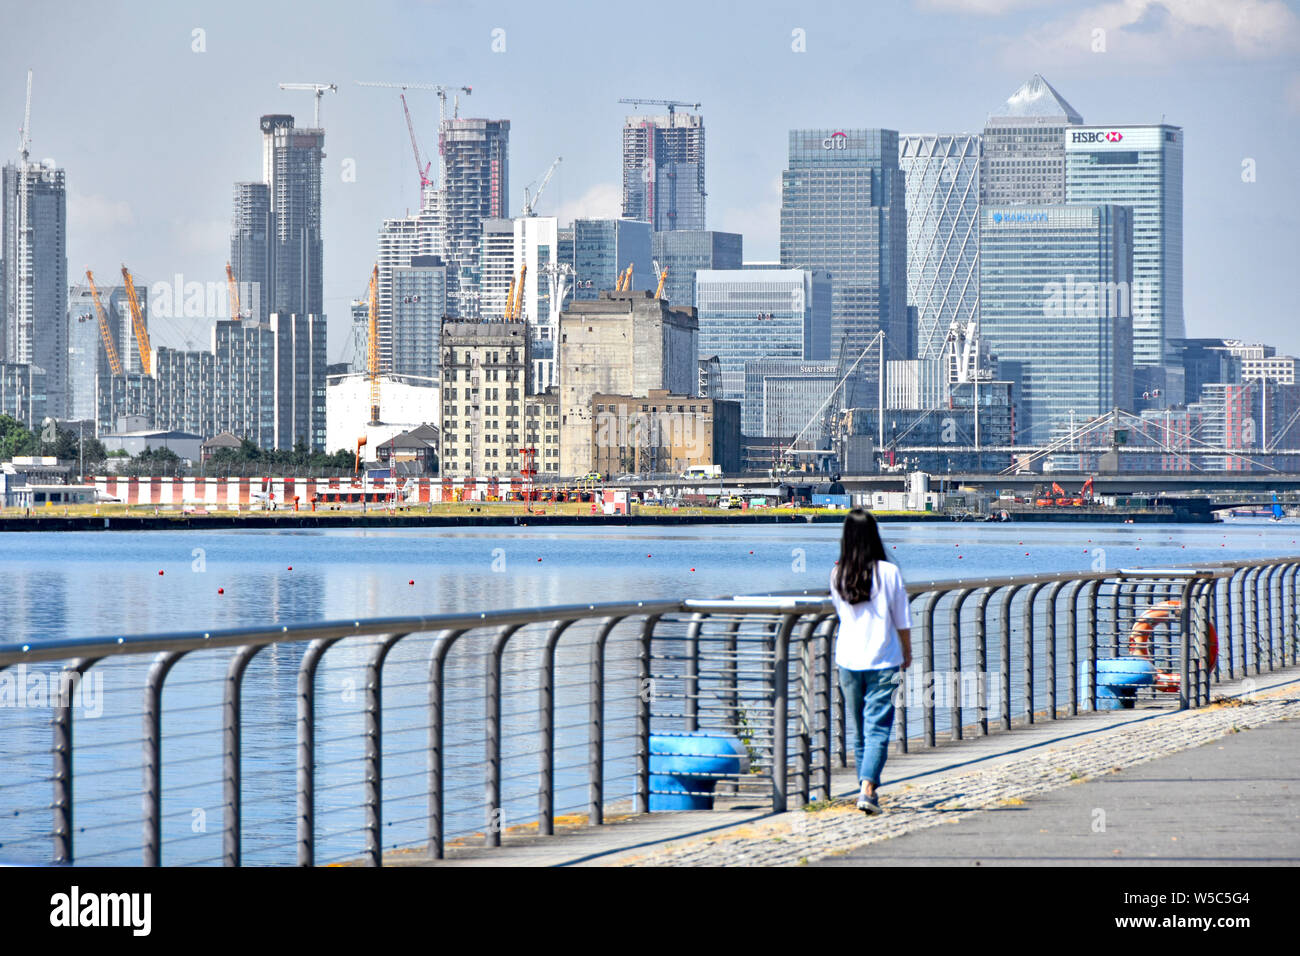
[694,268,831,414]
[1066,124,1184,368]
[979,204,1134,442]
[779,129,908,394]
[651,230,742,310]
[899,134,981,360]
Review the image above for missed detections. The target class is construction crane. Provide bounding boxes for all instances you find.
[18,69,32,162]
[618,97,701,116]
[400,93,433,191]
[510,264,526,320]
[356,81,472,126]
[521,156,562,216]
[615,264,634,292]
[225,263,243,321]
[278,83,337,127]
[367,265,380,424]
[654,269,668,300]
[84,270,123,377]
[120,265,152,376]
[504,277,517,321]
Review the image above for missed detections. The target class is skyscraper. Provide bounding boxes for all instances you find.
[981,75,1083,206]
[651,231,742,309]
[3,160,67,417]
[391,255,447,382]
[622,111,706,231]
[226,113,328,449]
[439,117,510,315]
[571,219,653,300]
[1066,124,1184,368]
[376,210,438,370]
[979,204,1134,442]
[899,134,981,360]
[694,268,831,423]
[780,128,908,384]
[230,182,270,323]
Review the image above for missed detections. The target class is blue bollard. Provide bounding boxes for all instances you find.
[648,732,748,811]
[1081,657,1158,710]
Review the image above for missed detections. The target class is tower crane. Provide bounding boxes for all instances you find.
[18,69,32,162]
[367,265,380,425]
[120,265,152,376]
[356,81,472,126]
[522,156,562,216]
[400,93,433,191]
[278,83,337,126]
[225,263,243,321]
[84,270,123,377]
[510,264,527,320]
[618,97,701,116]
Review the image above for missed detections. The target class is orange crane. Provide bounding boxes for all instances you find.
[504,278,517,321]
[120,265,152,376]
[615,264,634,292]
[84,269,123,377]
[367,264,380,424]
[654,268,668,299]
[510,264,526,320]
[225,263,243,320]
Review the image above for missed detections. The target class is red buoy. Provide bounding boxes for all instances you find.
[158,570,164,576]
[218,587,224,594]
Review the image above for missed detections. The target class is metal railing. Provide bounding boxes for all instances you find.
[1,557,1297,867]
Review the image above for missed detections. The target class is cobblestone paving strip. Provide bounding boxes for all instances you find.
[610,688,1299,867]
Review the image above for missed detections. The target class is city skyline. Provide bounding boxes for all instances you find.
[1,0,1296,367]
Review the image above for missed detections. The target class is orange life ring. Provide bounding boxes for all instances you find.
[1128,599,1218,692]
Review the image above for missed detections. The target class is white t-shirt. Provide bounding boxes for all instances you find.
[829,561,912,670]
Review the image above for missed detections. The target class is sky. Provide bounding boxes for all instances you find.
[3,0,1298,364]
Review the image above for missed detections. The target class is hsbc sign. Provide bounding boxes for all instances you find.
[1071,130,1123,144]
[1066,126,1169,151]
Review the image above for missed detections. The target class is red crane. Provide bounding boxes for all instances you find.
[400,93,433,191]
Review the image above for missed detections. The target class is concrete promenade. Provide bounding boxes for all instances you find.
[415,666,1300,867]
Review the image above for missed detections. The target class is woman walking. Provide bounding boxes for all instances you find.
[829,509,912,814]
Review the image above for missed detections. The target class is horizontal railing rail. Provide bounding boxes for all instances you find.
[1,557,1296,867]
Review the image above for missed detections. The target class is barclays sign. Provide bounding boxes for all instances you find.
[990,211,1049,224]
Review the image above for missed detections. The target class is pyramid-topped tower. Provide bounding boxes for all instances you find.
[980,74,1084,205]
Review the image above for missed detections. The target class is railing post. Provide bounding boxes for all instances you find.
[1247,566,1262,676]
[948,589,974,740]
[999,586,1023,730]
[816,616,833,801]
[539,619,574,836]
[297,636,342,867]
[223,645,262,867]
[143,651,186,867]
[974,587,994,735]
[684,612,703,732]
[795,615,822,806]
[363,633,407,867]
[53,658,96,865]
[1177,582,1193,711]
[1268,564,1282,673]
[428,629,464,861]
[770,614,799,813]
[587,617,623,827]
[1287,564,1299,668]
[921,591,944,747]
[1022,583,1049,724]
[1044,582,1067,721]
[485,624,524,848]
[635,614,660,815]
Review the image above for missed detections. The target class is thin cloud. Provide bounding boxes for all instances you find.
[553,182,622,224]
[1019,0,1300,64]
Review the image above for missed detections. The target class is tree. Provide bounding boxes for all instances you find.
[0,416,38,460]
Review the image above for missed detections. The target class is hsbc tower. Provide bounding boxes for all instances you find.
[1065,124,1184,372]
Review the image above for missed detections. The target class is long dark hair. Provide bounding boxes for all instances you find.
[834,508,890,604]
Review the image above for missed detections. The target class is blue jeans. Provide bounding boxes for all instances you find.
[838,666,900,788]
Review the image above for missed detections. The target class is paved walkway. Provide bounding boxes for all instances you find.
[813,719,1300,866]
[413,667,1300,867]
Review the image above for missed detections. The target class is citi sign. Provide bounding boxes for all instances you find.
[822,131,849,149]
[1072,130,1124,144]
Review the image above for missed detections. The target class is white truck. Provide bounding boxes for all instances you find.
[680,464,722,480]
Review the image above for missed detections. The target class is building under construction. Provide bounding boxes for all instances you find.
[439,117,510,316]
[622,110,706,232]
